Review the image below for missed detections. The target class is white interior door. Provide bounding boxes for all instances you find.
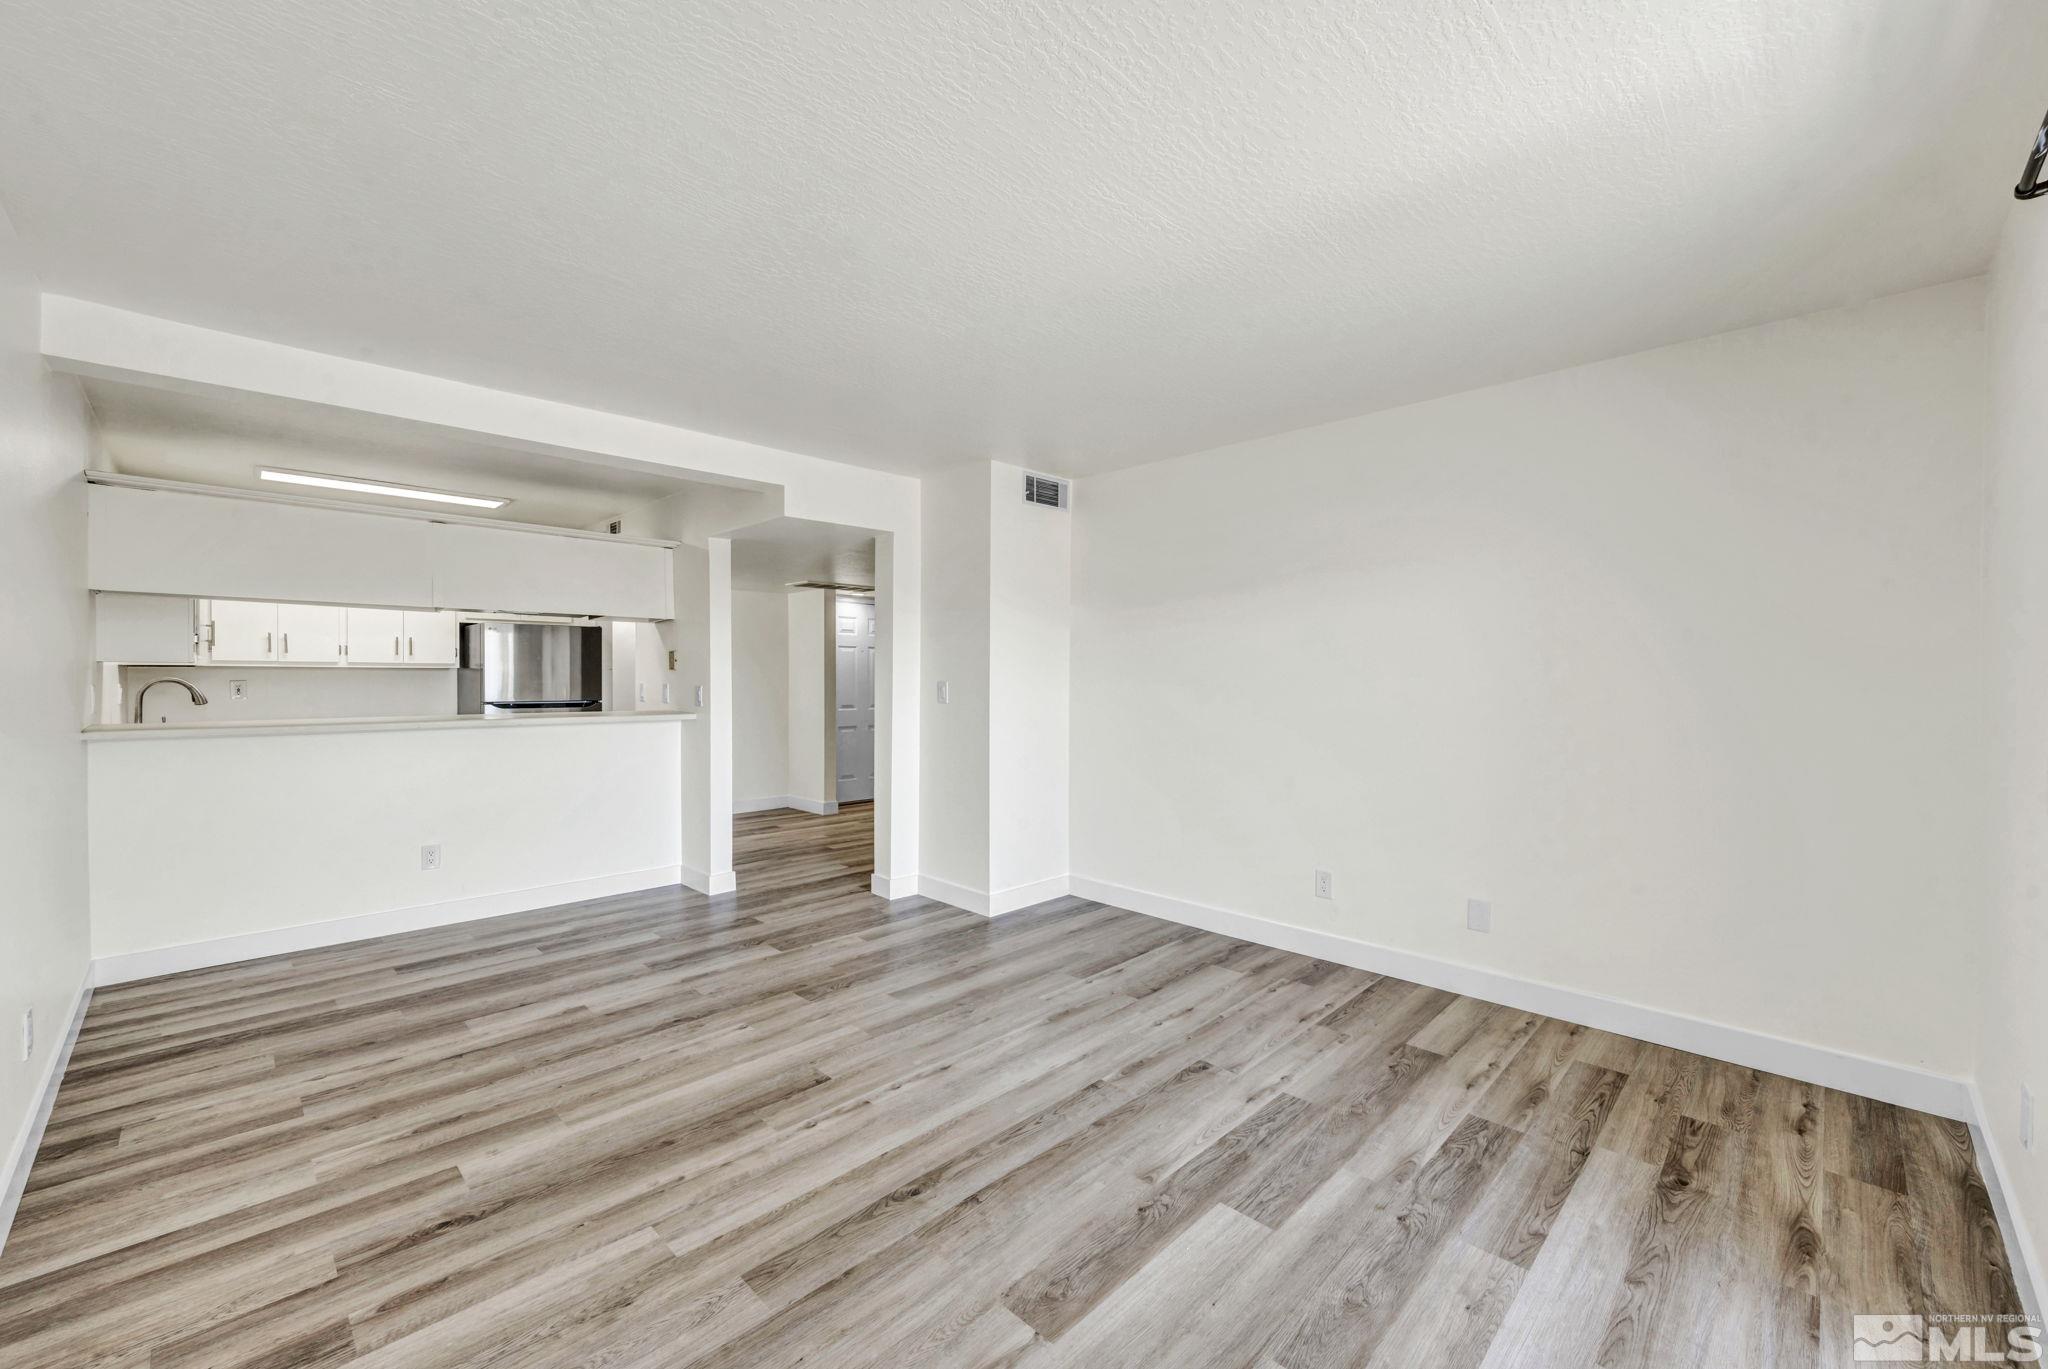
[835,596,876,803]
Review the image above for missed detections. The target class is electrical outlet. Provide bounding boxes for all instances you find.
[694,685,706,708]
[1466,898,1492,933]
[637,683,646,703]
[229,679,248,701]
[420,844,442,872]
[1313,869,1333,899]
[20,1008,31,1063]
[662,683,672,704]
[936,680,950,704]
[2024,1086,2037,1154]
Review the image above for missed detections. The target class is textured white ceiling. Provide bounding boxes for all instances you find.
[2,1,2043,477]
[82,378,710,528]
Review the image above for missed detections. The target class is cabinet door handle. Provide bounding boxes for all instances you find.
[282,632,289,656]
[408,636,415,657]
[265,631,272,655]
[394,635,401,658]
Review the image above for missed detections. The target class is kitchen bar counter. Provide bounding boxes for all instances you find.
[83,709,696,741]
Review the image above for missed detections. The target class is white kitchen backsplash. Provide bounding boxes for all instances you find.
[119,664,457,723]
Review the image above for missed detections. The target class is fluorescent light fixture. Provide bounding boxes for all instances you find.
[258,467,510,509]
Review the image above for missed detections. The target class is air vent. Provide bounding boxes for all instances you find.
[1023,473,1069,509]
[606,518,624,535]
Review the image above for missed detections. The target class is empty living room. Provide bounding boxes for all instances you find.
[5,2,2048,1365]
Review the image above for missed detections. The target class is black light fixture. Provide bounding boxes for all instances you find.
[2017,106,2048,199]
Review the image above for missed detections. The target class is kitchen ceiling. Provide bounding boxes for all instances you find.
[3,1,2044,478]
[728,518,877,594]
[82,378,716,530]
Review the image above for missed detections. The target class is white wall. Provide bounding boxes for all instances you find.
[988,462,1072,899]
[908,461,1074,911]
[609,620,640,709]
[919,464,993,894]
[1072,279,1989,1080]
[0,203,92,1244]
[120,664,456,723]
[732,589,790,807]
[1986,208,2048,1311]
[663,538,718,886]
[786,589,833,809]
[88,720,684,966]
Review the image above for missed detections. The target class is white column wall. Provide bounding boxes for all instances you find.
[0,212,92,1250]
[1985,203,2048,1318]
[875,528,921,895]
[987,462,1073,903]
[785,589,835,811]
[914,466,991,899]
[732,589,791,809]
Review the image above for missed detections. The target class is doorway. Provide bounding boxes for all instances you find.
[835,593,876,803]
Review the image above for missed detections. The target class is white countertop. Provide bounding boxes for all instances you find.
[83,709,696,740]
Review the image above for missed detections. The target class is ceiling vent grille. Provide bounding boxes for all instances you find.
[1023,473,1069,509]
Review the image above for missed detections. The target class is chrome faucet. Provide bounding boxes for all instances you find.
[133,677,209,724]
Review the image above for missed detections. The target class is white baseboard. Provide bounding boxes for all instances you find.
[92,866,685,985]
[1068,875,1974,1123]
[734,795,837,816]
[915,874,988,915]
[1969,1080,2047,1327]
[0,967,92,1256]
[870,872,919,901]
[992,875,1071,916]
[680,865,737,896]
[913,874,1073,918]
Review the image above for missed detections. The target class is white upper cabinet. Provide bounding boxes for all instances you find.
[209,600,278,663]
[403,611,459,666]
[90,483,435,606]
[93,594,198,664]
[430,523,672,619]
[276,603,343,663]
[206,601,345,666]
[345,607,407,664]
[111,600,464,669]
[88,480,674,621]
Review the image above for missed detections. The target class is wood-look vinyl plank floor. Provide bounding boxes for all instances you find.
[0,803,2022,1366]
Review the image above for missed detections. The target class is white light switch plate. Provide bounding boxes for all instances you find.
[937,680,950,704]
[1466,898,1492,933]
